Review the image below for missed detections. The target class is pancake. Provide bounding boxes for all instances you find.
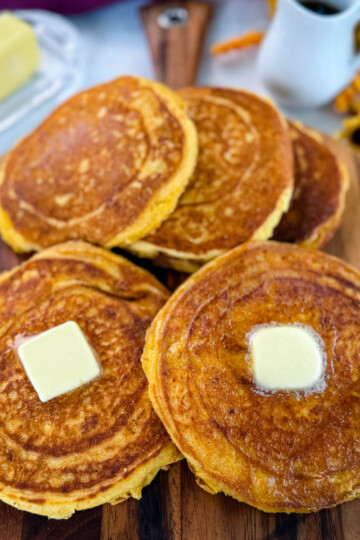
[130,87,294,271]
[143,241,360,512]
[273,122,349,248]
[0,76,197,252]
[0,241,180,519]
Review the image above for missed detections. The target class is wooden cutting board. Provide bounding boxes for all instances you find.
[0,136,359,540]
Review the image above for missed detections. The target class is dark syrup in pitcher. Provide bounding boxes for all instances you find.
[300,1,341,15]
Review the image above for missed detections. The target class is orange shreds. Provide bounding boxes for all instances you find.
[267,0,277,16]
[335,88,355,113]
[353,71,360,92]
[211,31,264,55]
[335,70,360,113]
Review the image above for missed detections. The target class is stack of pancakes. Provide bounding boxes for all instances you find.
[0,242,180,518]
[0,78,348,264]
[0,76,357,518]
[143,242,360,512]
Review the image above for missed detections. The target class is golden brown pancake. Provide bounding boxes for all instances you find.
[0,241,180,519]
[0,76,197,252]
[143,241,360,512]
[130,87,294,271]
[273,122,348,248]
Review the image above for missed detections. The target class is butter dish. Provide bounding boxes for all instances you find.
[0,9,83,135]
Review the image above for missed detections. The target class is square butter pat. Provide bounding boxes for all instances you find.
[250,325,323,391]
[18,321,100,402]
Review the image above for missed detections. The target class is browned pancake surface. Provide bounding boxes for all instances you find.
[0,242,180,518]
[135,87,293,262]
[0,77,196,251]
[143,242,360,512]
[273,123,348,248]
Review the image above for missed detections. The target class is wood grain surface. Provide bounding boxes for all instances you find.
[140,1,213,89]
[0,137,360,539]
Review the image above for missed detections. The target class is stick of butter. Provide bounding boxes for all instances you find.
[0,13,40,102]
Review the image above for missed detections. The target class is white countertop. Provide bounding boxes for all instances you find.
[0,0,345,155]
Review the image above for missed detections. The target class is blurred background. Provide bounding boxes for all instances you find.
[0,0,353,155]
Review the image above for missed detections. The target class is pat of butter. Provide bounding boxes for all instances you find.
[250,325,323,391]
[0,13,40,102]
[18,321,100,402]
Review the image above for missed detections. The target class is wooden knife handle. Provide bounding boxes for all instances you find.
[140,1,213,89]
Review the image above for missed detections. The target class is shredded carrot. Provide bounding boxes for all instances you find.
[211,31,264,56]
[353,71,360,92]
[335,70,360,113]
[267,0,277,17]
[335,93,353,113]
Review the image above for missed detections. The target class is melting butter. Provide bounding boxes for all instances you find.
[250,324,324,391]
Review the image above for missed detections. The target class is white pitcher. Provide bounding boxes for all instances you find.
[258,0,360,108]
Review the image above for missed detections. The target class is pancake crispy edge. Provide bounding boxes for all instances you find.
[273,122,349,249]
[130,87,294,270]
[130,181,292,268]
[1,448,180,519]
[0,76,198,253]
[142,241,360,512]
[0,241,181,519]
